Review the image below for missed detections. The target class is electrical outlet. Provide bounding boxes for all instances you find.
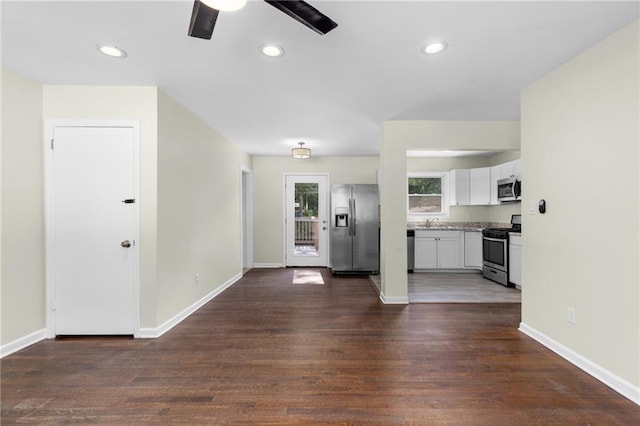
[567,307,576,324]
[195,272,200,285]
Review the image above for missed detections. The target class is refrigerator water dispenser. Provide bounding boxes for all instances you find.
[335,207,349,227]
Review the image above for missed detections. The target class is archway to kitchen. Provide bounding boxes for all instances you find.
[377,120,522,306]
[405,149,522,303]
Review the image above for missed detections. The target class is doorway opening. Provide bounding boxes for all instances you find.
[241,167,254,275]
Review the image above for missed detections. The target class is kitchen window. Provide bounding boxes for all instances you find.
[408,173,449,216]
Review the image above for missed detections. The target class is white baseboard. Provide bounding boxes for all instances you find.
[139,272,242,339]
[1,328,47,358]
[253,263,285,268]
[379,293,409,304]
[519,322,640,406]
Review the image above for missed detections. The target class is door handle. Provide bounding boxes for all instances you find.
[121,240,132,248]
[352,198,356,236]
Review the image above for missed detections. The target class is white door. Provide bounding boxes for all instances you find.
[48,124,138,335]
[285,174,329,267]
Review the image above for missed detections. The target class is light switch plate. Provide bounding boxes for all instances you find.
[529,201,537,215]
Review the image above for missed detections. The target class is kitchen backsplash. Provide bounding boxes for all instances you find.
[407,203,521,226]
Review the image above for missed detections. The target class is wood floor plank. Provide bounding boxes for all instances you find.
[2,268,639,424]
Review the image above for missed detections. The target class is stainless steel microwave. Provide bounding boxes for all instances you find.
[497,176,521,202]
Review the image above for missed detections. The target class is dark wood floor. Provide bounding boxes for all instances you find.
[2,268,639,424]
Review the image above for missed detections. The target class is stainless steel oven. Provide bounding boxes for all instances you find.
[482,232,509,285]
[482,215,521,286]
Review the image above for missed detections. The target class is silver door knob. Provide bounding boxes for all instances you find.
[121,240,132,248]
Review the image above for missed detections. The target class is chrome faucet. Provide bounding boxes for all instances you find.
[425,217,439,228]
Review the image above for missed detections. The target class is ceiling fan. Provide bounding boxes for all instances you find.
[188,0,338,40]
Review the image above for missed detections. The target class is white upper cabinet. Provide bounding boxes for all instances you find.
[469,167,491,205]
[449,169,470,206]
[513,159,522,179]
[499,161,515,179]
[498,159,521,179]
[490,165,501,205]
[449,159,520,207]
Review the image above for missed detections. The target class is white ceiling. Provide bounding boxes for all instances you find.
[2,1,638,157]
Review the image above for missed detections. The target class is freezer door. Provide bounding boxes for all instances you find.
[331,184,353,272]
[352,184,379,272]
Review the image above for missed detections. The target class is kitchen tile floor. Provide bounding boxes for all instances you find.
[409,272,521,303]
[369,272,521,303]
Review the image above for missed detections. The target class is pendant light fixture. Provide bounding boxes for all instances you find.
[292,142,311,159]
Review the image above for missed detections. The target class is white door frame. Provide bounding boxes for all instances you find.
[240,166,254,272]
[283,173,330,267]
[44,120,141,338]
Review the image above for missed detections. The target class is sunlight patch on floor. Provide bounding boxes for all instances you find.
[293,245,319,256]
[293,270,325,285]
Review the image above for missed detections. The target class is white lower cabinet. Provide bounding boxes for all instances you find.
[509,234,522,288]
[464,231,482,269]
[415,231,461,269]
[414,237,438,269]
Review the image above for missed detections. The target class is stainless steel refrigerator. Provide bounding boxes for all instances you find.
[331,184,379,274]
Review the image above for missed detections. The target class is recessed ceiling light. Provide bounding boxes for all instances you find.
[201,0,246,12]
[423,41,447,55]
[260,44,285,58]
[97,44,127,58]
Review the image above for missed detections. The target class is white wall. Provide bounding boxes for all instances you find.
[42,85,159,328]
[520,20,639,398]
[3,82,252,345]
[156,90,251,324]
[252,156,379,265]
[381,121,520,302]
[1,69,45,345]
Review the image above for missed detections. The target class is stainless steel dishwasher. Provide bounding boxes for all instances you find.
[407,229,415,273]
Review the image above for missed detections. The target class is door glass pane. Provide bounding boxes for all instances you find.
[294,183,319,257]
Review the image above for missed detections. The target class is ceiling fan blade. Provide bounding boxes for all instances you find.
[264,1,338,35]
[188,0,219,40]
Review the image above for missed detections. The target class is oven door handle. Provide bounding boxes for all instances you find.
[483,237,507,242]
